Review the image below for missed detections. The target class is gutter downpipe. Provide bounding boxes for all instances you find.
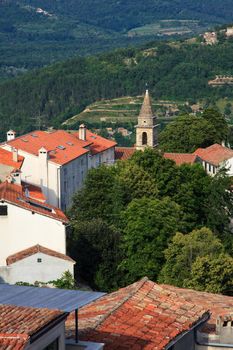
[195,330,233,348]
[165,313,210,349]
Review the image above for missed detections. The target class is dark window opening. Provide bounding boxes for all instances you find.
[37,258,42,263]
[223,321,228,327]
[0,205,8,216]
[43,338,59,350]
[142,132,148,145]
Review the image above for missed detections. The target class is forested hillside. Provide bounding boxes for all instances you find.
[1,0,233,78]
[1,39,233,140]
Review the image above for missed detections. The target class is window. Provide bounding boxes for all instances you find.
[43,338,59,350]
[142,132,147,145]
[209,164,211,172]
[0,205,8,216]
[37,258,42,263]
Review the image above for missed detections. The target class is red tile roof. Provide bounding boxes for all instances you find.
[5,130,90,165]
[162,284,233,334]
[21,181,46,202]
[6,244,75,265]
[115,147,136,160]
[0,334,29,350]
[0,304,67,349]
[0,181,68,223]
[194,143,233,166]
[0,148,24,169]
[4,129,116,166]
[67,278,209,350]
[164,153,198,165]
[73,130,117,155]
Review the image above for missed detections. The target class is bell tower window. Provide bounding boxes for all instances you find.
[142,132,148,145]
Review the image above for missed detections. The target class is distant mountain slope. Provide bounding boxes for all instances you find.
[1,39,233,140]
[1,0,233,79]
[18,0,233,31]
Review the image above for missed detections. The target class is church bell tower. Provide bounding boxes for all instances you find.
[136,90,159,150]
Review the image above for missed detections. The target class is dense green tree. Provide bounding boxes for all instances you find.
[69,165,122,225]
[116,161,158,204]
[159,115,218,153]
[202,108,229,143]
[203,170,233,246]
[159,228,224,287]
[187,254,233,295]
[119,197,181,284]
[68,219,123,291]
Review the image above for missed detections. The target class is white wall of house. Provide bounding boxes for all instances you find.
[0,252,74,284]
[60,153,88,210]
[1,144,114,210]
[88,147,115,169]
[0,202,66,266]
[201,157,233,177]
[202,161,217,176]
[1,144,89,210]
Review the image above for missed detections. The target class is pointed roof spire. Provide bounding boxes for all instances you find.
[139,89,153,119]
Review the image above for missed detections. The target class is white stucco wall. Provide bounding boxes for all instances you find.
[88,148,115,169]
[60,153,88,210]
[1,145,61,207]
[1,144,115,210]
[0,252,74,284]
[0,202,66,266]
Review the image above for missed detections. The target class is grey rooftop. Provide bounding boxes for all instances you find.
[0,283,105,312]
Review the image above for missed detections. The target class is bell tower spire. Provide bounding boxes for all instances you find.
[136,90,159,150]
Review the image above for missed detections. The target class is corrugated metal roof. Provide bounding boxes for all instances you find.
[0,284,105,312]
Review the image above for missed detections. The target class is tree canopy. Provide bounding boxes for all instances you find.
[159,114,224,153]
[68,148,233,292]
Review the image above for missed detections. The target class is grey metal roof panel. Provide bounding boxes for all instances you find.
[0,284,105,312]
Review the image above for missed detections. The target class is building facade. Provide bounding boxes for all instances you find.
[0,181,72,284]
[135,90,159,150]
[1,127,116,210]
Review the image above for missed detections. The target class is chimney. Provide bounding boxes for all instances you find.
[7,130,16,142]
[12,148,18,162]
[79,124,87,141]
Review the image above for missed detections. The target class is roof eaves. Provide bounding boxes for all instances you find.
[164,311,210,350]
[2,198,68,224]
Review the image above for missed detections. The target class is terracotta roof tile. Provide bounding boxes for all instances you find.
[0,148,24,169]
[73,130,117,155]
[0,181,68,223]
[4,129,116,166]
[0,304,67,349]
[5,130,90,165]
[164,153,198,165]
[162,284,233,334]
[194,144,233,166]
[67,278,209,350]
[6,244,75,265]
[115,147,136,160]
[21,181,46,202]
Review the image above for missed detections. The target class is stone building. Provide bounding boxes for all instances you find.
[135,89,159,150]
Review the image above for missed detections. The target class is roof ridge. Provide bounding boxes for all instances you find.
[6,244,75,265]
[94,277,149,330]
